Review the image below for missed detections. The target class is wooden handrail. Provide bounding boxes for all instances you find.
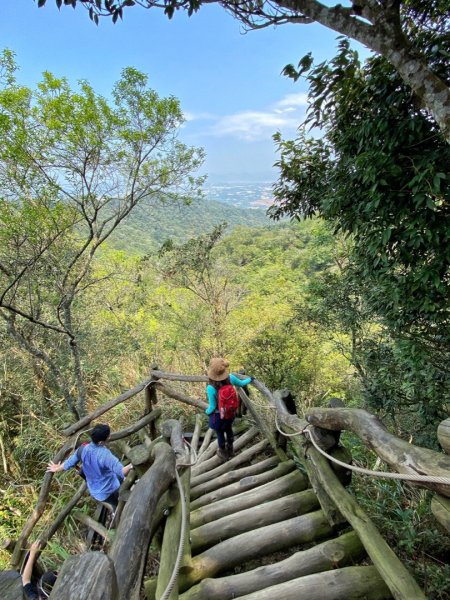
[305,407,450,498]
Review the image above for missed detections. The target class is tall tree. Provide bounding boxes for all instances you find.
[0,50,204,418]
[38,0,450,141]
[269,39,450,425]
[157,223,242,358]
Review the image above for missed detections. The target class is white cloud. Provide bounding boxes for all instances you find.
[183,111,216,122]
[211,111,294,140]
[193,91,309,141]
[275,92,309,109]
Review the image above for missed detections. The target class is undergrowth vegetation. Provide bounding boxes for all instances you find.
[348,441,450,600]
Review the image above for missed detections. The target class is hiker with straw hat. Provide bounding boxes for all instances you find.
[206,358,254,460]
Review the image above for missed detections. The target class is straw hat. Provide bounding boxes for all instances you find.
[207,357,230,381]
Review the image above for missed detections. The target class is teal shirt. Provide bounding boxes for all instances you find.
[205,373,252,415]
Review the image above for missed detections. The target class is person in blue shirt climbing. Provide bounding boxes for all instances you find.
[206,357,253,460]
[47,423,133,510]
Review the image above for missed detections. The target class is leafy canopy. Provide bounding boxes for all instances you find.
[0,49,204,417]
[270,39,450,340]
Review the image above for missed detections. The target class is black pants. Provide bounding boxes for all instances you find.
[209,413,234,450]
[104,489,119,510]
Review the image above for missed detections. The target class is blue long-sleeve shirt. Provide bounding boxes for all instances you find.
[63,442,124,501]
[205,373,252,415]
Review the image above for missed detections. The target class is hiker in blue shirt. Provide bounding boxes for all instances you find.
[206,357,253,460]
[47,423,133,510]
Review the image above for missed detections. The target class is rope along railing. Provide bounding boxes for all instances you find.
[272,407,450,486]
[159,467,188,600]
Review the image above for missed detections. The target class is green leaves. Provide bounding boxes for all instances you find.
[0,51,204,416]
[270,23,450,430]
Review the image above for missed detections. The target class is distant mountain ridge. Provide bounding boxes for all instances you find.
[110,196,272,255]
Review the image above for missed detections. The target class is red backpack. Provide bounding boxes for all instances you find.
[218,384,240,419]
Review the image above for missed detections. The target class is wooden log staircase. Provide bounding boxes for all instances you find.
[2,368,450,600]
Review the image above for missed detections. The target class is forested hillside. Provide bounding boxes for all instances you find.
[110,197,270,254]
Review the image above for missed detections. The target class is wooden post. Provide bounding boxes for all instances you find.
[155,470,191,599]
[108,441,177,600]
[431,494,450,533]
[11,436,78,568]
[0,570,23,600]
[145,365,160,440]
[437,418,450,454]
[191,415,202,454]
[72,510,112,542]
[39,481,87,548]
[48,552,118,600]
[295,446,347,529]
[238,388,287,461]
[196,429,214,461]
[304,445,426,600]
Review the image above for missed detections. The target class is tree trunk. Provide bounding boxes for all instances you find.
[180,510,332,591]
[179,531,365,600]
[382,43,450,143]
[190,458,289,509]
[191,489,319,552]
[273,1,450,141]
[190,469,308,529]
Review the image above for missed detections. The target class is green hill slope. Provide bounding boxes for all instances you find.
[110,198,271,254]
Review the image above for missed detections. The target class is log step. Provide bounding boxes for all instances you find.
[192,427,260,478]
[190,459,293,509]
[180,510,333,591]
[191,489,319,552]
[179,531,366,600]
[233,566,392,600]
[178,423,398,600]
[190,469,308,529]
[190,439,271,488]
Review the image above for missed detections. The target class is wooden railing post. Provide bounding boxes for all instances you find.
[145,364,160,440]
[432,417,450,532]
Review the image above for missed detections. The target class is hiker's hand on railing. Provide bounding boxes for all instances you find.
[122,463,134,476]
[47,461,64,473]
[29,540,41,556]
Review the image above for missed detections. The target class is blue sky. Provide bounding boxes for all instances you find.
[1,0,368,182]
